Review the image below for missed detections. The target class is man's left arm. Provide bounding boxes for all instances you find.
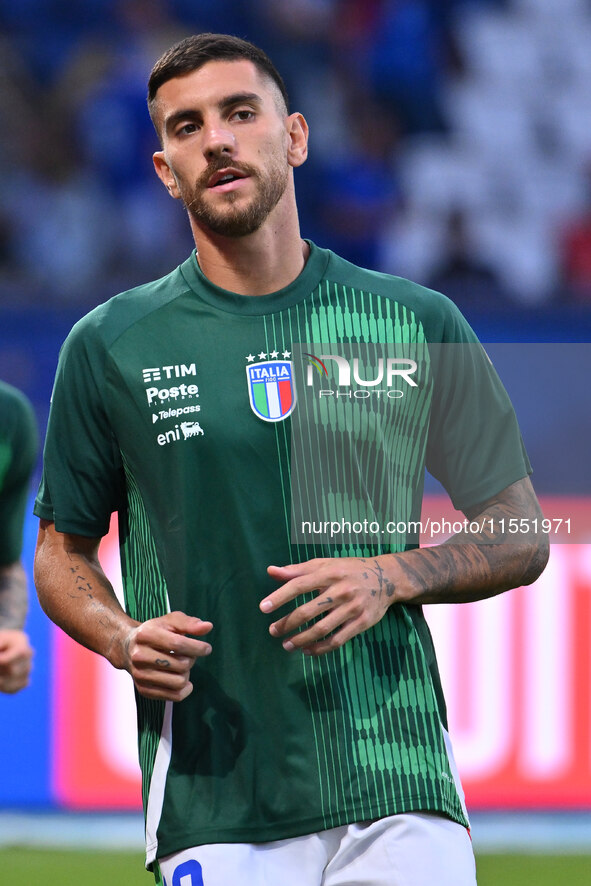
[0,561,33,693]
[261,475,549,656]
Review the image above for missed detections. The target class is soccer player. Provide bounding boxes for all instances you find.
[0,380,37,694]
[33,34,548,886]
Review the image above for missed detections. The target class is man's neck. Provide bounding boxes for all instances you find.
[190,214,309,296]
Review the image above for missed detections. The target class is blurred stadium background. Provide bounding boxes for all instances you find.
[1,0,590,882]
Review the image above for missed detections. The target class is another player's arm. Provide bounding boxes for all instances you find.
[0,561,28,630]
[0,561,34,693]
[34,520,213,700]
[262,476,549,655]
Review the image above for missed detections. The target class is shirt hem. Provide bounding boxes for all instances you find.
[153,796,469,858]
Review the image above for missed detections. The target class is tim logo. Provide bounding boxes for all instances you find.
[246,360,296,422]
[142,364,196,384]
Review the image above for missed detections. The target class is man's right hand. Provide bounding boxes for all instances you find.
[124,611,213,701]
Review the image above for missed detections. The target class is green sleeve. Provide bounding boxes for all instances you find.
[34,316,124,538]
[425,301,531,512]
[0,382,39,565]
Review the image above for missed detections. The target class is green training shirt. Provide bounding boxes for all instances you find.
[35,243,530,865]
[0,380,38,566]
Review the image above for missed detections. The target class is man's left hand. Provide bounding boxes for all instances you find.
[261,557,397,656]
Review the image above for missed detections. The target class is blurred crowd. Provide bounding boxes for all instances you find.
[1,0,591,315]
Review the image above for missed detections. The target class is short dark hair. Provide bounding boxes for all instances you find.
[147,33,289,132]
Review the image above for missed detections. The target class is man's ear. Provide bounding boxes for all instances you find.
[153,152,180,198]
[286,113,309,169]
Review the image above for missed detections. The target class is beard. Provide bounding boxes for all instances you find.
[179,156,289,238]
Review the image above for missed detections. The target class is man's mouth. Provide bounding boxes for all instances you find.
[208,168,248,189]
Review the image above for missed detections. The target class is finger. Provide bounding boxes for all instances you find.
[261,576,330,614]
[268,592,336,637]
[0,643,32,665]
[131,660,194,690]
[130,641,212,676]
[279,607,353,651]
[263,559,352,613]
[162,612,213,636]
[157,634,213,658]
[266,562,315,581]
[300,618,362,656]
[134,676,194,702]
[135,615,212,655]
[0,652,29,667]
[6,656,32,677]
[134,623,213,658]
[135,651,195,672]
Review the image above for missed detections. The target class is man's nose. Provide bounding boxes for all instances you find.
[202,124,236,159]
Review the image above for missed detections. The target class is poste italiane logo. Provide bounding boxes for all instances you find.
[246,350,296,422]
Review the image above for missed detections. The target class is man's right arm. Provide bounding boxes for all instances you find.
[34,520,213,701]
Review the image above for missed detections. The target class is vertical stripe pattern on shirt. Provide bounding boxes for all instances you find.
[263,282,466,827]
[120,456,172,850]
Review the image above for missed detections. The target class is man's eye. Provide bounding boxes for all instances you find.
[179,123,198,135]
[233,110,254,122]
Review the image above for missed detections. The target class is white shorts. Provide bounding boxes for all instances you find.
[156,812,477,886]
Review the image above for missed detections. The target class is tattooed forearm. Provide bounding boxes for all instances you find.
[34,525,133,669]
[391,477,549,606]
[0,562,28,629]
[63,550,122,643]
[457,480,550,585]
[394,544,516,604]
[67,556,95,599]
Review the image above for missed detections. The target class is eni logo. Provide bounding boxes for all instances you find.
[156,421,204,447]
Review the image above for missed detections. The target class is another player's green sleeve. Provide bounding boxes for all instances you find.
[0,383,38,565]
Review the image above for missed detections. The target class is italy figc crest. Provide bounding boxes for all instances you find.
[246,355,296,422]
